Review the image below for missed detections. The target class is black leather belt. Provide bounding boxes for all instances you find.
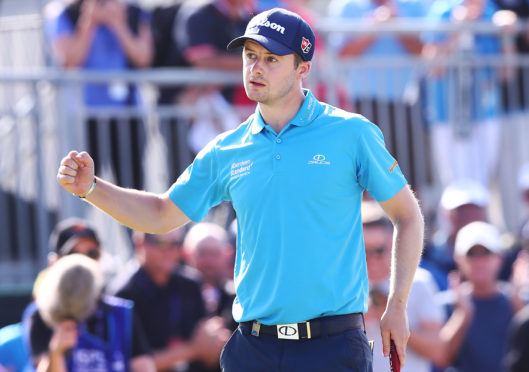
[240,313,363,340]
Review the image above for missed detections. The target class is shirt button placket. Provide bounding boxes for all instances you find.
[273,136,282,173]
[275,137,282,161]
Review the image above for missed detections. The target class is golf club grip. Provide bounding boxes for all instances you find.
[389,340,401,372]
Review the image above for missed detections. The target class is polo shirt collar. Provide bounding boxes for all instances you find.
[250,89,322,135]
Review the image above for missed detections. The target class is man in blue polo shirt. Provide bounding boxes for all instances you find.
[56,8,424,372]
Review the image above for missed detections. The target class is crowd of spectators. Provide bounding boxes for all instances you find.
[2,0,529,371]
[37,0,529,192]
[2,165,529,371]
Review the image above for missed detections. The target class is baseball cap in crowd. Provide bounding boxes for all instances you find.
[49,218,100,257]
[440,179,490,210]
[454,221,502,256]
[518,162,529,192]
[227,8,315,61]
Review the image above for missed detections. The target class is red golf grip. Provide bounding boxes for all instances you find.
[389,340,401,372]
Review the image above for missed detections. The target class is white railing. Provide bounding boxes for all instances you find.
[1,14,529,294]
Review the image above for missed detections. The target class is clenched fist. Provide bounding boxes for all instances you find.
[57,151,95,197]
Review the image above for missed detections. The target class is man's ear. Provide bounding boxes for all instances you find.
[298,61,311,80]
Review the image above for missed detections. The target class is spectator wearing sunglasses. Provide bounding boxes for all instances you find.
[31,218,104,298]
[435,221,514,372]
[108,229,230,372]
[48,218,102,262]
[362,201,444,372]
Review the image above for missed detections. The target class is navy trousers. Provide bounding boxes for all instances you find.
[220,325,373,372]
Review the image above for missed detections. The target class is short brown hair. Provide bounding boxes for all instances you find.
[294,53,304,69]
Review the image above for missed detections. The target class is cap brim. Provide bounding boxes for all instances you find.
[60,233,99,255]
[227,35,294,56]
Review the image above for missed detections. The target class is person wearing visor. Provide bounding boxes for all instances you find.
[56,8,424,372]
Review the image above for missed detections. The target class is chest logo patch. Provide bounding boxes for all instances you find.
[308,154,330,165]
[231,160,253,180]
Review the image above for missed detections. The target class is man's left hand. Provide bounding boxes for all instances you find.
[379,302,409,367]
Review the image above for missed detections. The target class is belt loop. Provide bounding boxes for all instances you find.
[361,313,366,335]
[251,321,261,337]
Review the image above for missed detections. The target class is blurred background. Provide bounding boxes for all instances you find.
[1,0,528,341]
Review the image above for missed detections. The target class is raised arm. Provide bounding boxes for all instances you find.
[57,151,189,233]
[378,185,424,367]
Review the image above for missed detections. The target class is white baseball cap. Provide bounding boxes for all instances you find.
[454,221,502,256]
[440,179,490,210]
[518,162,529,192]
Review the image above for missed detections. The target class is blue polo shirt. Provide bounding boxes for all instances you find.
[169,90,407,324]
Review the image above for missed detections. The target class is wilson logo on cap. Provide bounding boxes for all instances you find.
[301,37,312,54]
[255,19,285,34]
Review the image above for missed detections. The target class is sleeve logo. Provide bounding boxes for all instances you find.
[389,160,398,172]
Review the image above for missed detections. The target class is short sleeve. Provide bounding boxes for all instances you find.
[44,7,74,42]
[28,310,52,358]
[168,139,225,221]
[356,122,407,201]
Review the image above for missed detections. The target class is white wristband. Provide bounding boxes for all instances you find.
[79,178,96,199]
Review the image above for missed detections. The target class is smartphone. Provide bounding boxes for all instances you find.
[389,340,401,372]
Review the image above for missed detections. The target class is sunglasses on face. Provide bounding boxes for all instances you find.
[145,239,181,249]
[365,246,387,257]
[466,246,493,258]
[68,248,101,260]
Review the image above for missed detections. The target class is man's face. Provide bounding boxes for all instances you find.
[242,40,302,106]
[69,237,101,261]
[449,204,487,236]
[141,235,181,283]
[364,225,392,283]
[193,237,230,285]
[456,245,502,286]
